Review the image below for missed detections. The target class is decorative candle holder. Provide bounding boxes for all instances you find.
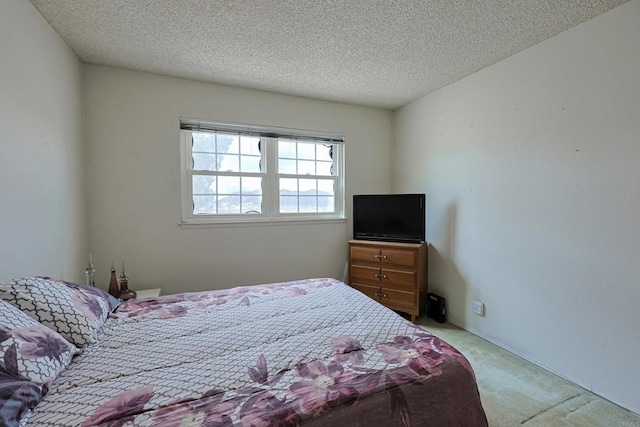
[84,253,96,287]
[118,262,137,301]
[108,262,120,298]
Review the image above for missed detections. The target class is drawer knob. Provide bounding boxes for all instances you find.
[374,273,381,278]
[374,292,380,297]
[382,255,388,259]
[382,274,388,279]
[382,294,388,298]
[374,254,381,258]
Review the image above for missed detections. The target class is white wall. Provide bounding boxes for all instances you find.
[0,1,87,282]
[392,0,640,413]
[83,66,391,294]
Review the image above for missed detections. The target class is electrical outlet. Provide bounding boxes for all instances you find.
[471,300,485,316]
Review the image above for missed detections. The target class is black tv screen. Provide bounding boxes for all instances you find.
[353,194,426,243]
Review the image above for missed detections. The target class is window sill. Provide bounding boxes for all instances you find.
[178,217,347,229]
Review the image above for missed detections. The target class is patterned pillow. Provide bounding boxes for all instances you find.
[0,300,77,389]
[0,277,110,347]
[57,280,120,313]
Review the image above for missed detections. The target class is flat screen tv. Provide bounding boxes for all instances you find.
[353,194,426,243]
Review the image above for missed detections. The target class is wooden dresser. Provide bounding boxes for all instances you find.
[348,239,427,322]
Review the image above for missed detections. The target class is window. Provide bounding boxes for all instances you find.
[179,118,345,225]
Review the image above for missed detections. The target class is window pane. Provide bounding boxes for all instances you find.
[278,140,296,158]
[279,158,296,174]
[279,178,297,195]
[316,160,333,176]
[317,179,334,195]
[242,195,262,213]
[240,136,260,155]
[299,196,317,212]
[240,155,261,173]
[193,195,216,214]
[218,154,239,172]
[297,142,316,160]
[192,153,217,171]
[297,160,315,175]
[316,145,332,161]
[192,132,216,152]
[242,177,262,194]
[217,134,239,154]
[318,196,334,212]
[280,196,298,213]
[299,179,317,195]
[218,195,240,213]
[218,176,240,195]
[192,176,216,194]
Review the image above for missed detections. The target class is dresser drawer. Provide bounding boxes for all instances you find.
[350,284,416,311]
[350,265,381,283]
[350,246,382,264]
[381,268,416,289]
[382,288,417,309]
[381,248,417,268]
[350,283,380,300]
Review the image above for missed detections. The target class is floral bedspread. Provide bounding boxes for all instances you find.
[23,278,487,426]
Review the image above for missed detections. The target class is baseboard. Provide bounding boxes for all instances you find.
[444,316,640,417]
[445,316,587,386]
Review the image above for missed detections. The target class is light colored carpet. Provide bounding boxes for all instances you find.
[417,317,640,426]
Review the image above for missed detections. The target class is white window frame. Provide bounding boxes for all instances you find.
[179,119,345,227]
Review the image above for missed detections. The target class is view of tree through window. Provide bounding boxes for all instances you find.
[191,132,263,214]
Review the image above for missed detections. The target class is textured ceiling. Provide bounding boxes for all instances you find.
[30,0,628,110]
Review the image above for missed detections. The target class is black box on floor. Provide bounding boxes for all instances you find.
[427,293,446,323]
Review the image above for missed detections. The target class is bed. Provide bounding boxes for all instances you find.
[1,277,487,426]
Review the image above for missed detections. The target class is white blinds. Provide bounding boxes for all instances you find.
[179,117,344,144]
